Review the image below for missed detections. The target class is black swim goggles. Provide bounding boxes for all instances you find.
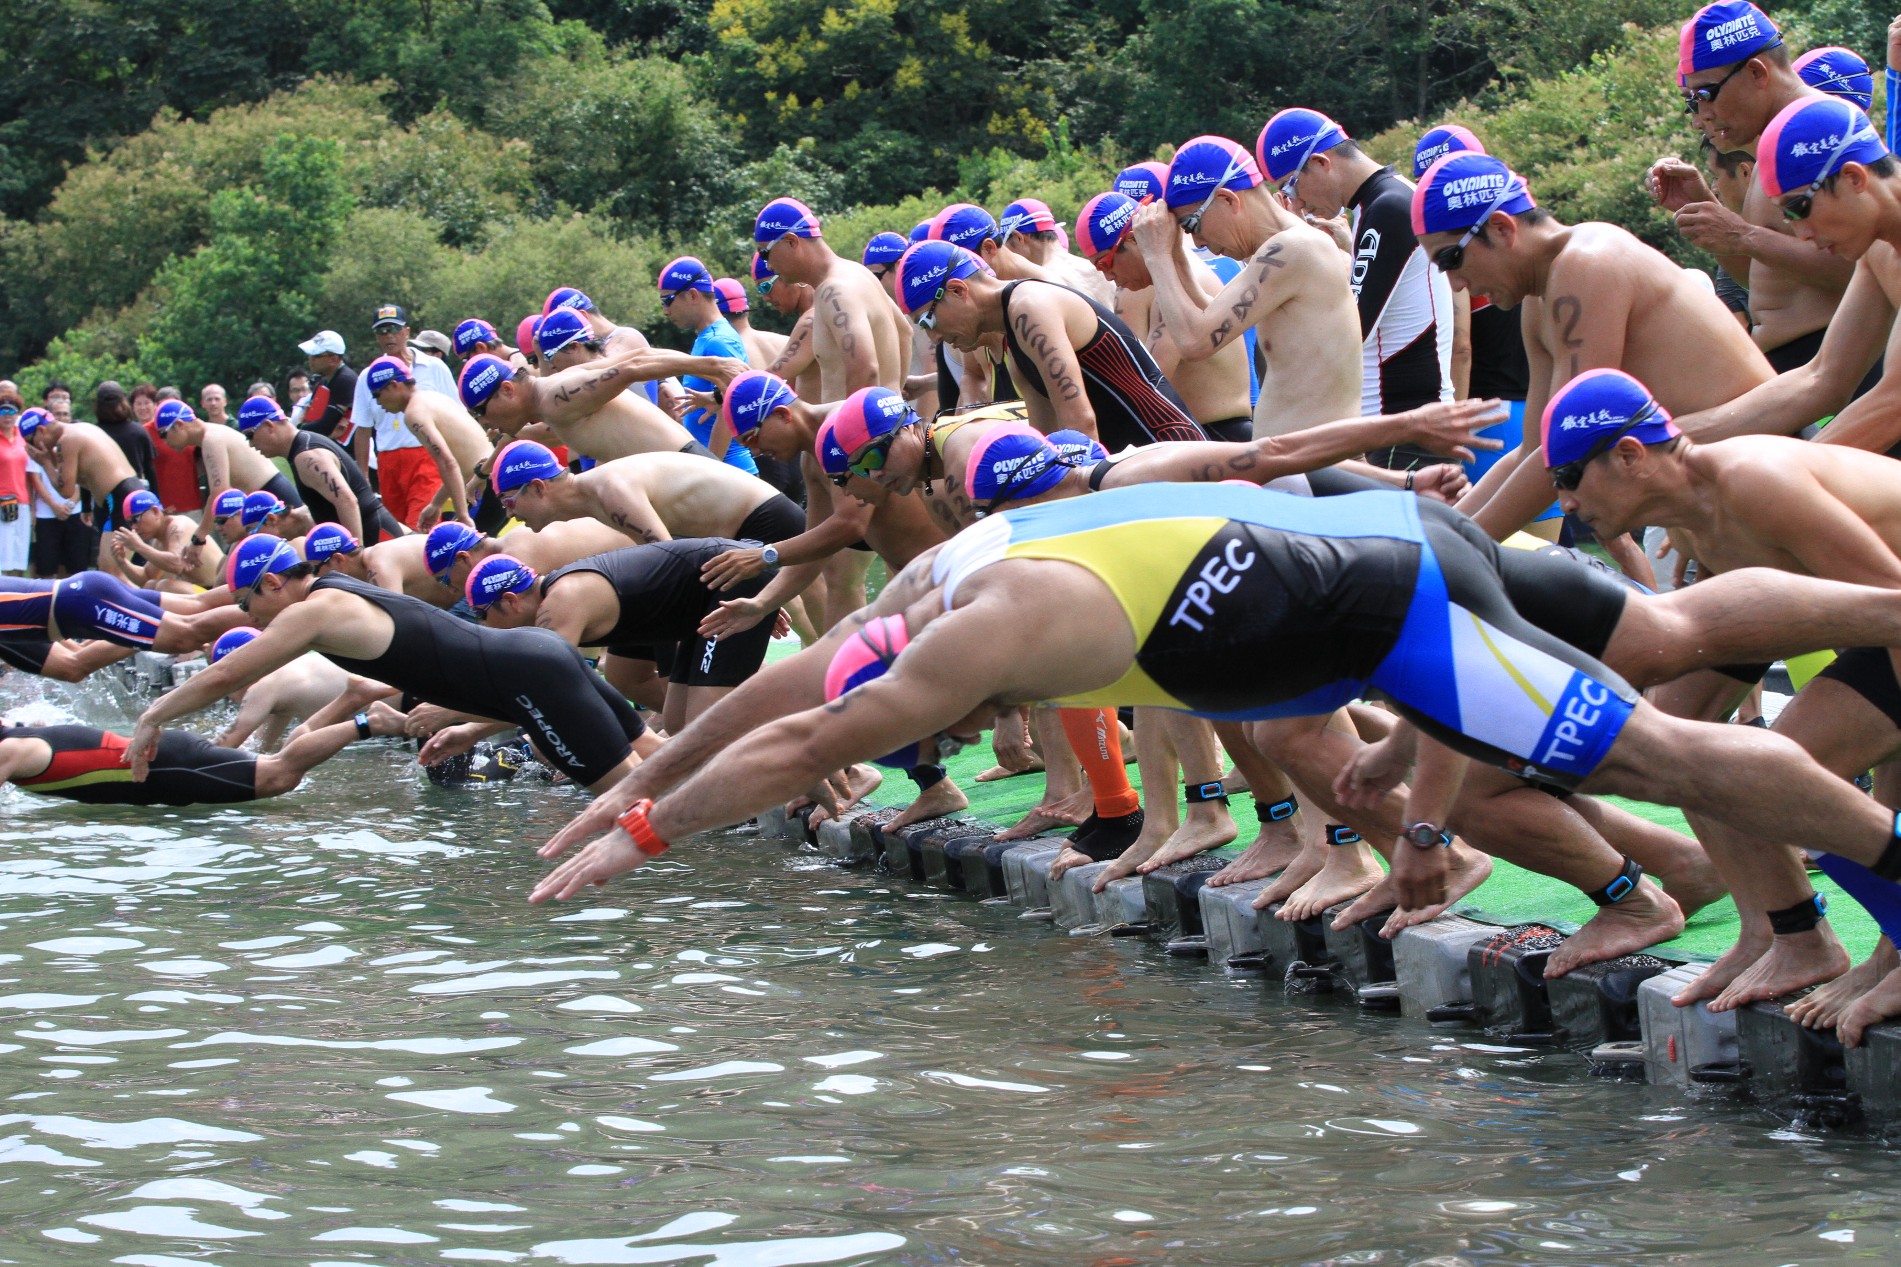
[1680,43,1780,114]
[1778,120,1880,222]
[1432,177,1523,273]
[1547,399,1664,492]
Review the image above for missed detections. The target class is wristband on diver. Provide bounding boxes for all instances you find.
[616,797,671,857]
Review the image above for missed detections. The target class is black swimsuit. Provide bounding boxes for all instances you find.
[1000,279,1206,449]
[9,725,257,806]
[289,431,404,543]
[546,539,775,688]
[312,574,645,785]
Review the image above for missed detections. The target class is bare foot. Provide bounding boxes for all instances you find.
[1709,927,1851,1013]
[975,759,1045,782]
[1838,964,1901,1047]
[1543,879,1684,977]
[808,764,883,827]
[1135,804,1238,874]
[1278,841,1386,921]
[1355,844,1494,937]
[1049,843,1103,881]
[1787,939,1899,1030]
[1209,812,1304,886]
[995,786,1093,840]
[1671,931,1770,1008]
[1252,840,1327,910]
[887,778,969,830]
[1089,837,1163,891]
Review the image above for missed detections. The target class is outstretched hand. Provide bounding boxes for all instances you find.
[126,719,161,782]
[1401,397,1508,464]
[530,827,653,903]
[698,596,769,641]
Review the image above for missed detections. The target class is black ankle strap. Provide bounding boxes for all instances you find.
[1260,796,1296,822]
[1185,780,1229,804]
[1326,824,1360,846]
[1877,812,1901,881]
[1767,892,1828,935]
[1585,855,1642,907]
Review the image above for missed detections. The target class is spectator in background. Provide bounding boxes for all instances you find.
[412,329,454,362]
[348,304,458,527]
[295,329,356,441]
[0,384,29,575]
[130,383,159,428]
[199,383,230,428]
[41,381,72,422]
[285,371,308,405]
[247,381,277,401]
[145,395,205,524]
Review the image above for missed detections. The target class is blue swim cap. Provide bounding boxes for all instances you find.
[907,221,931,244]
[466,554,538,613]
[153,400,196,432]
[1758,97,1887,199]
[542,286,595,317]
[210,627,259,665]
[894,241,991,316]
[1256,109,1350,183]
[17,407,50,438]
[225,534,300,593]
[754,197,822,244]
[210,488,247,520]
[750,251,774,283]
[828,388,911,458]
[1411,152,1536,236]
[1794,47,1874,112]
[964,424,1070,512]
[453,318,500,357]
[813,418,851,477]
[1114,161,1171,204]
[491,440,564,495]
[1075,192,1140,259]
[236,395,285,433]
[1164,136,1264,209]
[458,354,515,412]
[1678,2,1781,85]
[363,355,413,395]
[1412,125,1485,179]
[240,491,286,530]
[820,614,924,768]
[1046,428,1109,465]
[658,255,715,294]
[862,232,909,267]
[304,524,359,563]
[425,521,483,578]
[121,489,161,521]
[1540,369,1681,470]
[722,370,798,438]
[927,203,1000,253]
[535,307,592,359]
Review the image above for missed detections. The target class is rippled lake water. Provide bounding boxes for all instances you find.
[2,674,1899,1266]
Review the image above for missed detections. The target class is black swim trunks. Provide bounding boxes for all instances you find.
[1817,646,1901,732]
[733,493,807,545]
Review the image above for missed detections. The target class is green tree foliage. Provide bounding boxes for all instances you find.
[8,0,1898,393]
[138,138,356,389]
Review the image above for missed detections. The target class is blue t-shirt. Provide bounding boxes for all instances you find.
[685,317,758,474]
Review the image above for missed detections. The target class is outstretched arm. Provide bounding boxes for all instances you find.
[1103,398,1506,487]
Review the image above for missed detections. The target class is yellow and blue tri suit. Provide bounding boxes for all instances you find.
[933,482,1639,790]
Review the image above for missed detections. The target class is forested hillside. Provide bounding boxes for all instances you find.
[2,0,1893,391]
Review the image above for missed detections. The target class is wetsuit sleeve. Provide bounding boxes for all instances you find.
[1351,194,1417,340]
[1890,69,1900,154]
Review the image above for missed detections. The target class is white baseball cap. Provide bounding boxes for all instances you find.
[298,329,346,356]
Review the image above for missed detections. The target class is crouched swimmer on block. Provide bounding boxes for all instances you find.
[125,536,660,793]
[531,483,1901,953]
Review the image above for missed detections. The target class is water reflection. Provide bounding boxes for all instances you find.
[0,677,1898,1264]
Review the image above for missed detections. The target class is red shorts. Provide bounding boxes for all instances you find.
[377,445,443,529]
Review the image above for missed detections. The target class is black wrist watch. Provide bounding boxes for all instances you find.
[190,535,207,546]
[1402,822,1451,848]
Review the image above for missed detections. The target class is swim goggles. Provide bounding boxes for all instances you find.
[1548,399,1665,492]
[1432,177,1525,273]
